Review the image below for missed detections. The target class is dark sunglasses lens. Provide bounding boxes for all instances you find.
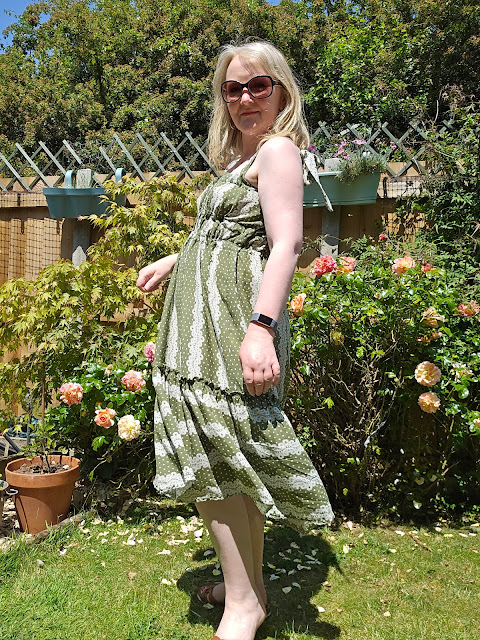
[248,77,273,97]
[223,81,242,102]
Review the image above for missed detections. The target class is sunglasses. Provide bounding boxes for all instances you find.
[221,75,284,104]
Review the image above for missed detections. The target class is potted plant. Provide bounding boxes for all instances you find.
[304,139,386,207]
[5,373,81,535]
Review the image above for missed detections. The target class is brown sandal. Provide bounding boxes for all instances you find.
[197,584,223,606]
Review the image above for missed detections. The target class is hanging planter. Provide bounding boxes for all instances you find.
[44,168,126,219]
[303,171,381,207]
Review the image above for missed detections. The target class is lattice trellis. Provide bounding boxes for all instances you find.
[0,131,219,192]
[311,119,454,177]
[0,120,454,194]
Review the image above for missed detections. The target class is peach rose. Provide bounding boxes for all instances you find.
[456,301,480,317]
[392,255,416,275]
[104,364,114,377]
[336,256,356,274]
[117,415,141,441]
[473,417,480,429]
[121,370,146,392]
[94,407,116,428]
[418,392,441,414]
[144,342,156,363]
[290,293,306,316]
[421,307,445,328]
[59,382,83,405]
[313,255,337,277]
[414,361,442,387]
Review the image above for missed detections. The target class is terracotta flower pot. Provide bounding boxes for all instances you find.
[5,455,81,534]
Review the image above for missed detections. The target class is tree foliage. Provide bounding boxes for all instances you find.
[1,0,479,147]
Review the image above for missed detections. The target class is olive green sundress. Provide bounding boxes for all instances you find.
[152,152,334,533]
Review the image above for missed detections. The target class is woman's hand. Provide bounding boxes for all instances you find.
[136,254,178,292]
[239,323,281,396]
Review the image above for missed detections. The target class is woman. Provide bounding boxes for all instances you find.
[137,40,333,640]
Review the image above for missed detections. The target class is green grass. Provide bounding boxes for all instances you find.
[0,499,479,640]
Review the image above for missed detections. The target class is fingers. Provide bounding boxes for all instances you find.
[136,267,162,292]
[243,366,280,396]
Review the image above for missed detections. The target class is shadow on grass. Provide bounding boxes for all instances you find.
[176,524,341,639]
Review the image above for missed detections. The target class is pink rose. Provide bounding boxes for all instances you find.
[336,256,356,274]
[313,255,337,277]
[378,233,388,242]
[144,342,156,363]
[456,301,480,317]
[392,256,416,275]
[418,392,441,414]
[94,407,116,428]
[421,262,434,273]
[121,370,146,392]
[414,361,442,387]
[59,382,83,405]
[290,293,306,316]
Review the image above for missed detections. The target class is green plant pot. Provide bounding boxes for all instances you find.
[44,168,126,219]
[44,187,109,219]
[303,171,381,207]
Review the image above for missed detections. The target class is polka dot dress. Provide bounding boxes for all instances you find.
[152,154,334,532]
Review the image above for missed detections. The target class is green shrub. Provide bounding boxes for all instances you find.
[0,176,195,481]
[287,235,480,520]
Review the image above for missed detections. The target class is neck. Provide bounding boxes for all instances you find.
[241,137,259,162]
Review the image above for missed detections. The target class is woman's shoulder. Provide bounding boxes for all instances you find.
[258,136,300,157]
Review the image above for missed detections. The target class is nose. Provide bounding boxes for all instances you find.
[239,87,254,103]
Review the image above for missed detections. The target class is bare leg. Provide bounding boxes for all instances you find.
[242,495,267,605]
[200,496,267,606]
[196,495,266,640]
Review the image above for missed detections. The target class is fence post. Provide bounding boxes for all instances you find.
[71,169,92,267]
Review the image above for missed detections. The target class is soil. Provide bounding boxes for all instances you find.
[15,460,72,475]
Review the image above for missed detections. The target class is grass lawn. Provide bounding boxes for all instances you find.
[0,498,478,640]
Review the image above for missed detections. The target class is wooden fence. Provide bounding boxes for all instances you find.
[0,120,444,284]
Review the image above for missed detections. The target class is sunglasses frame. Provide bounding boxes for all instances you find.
[221,75,284,104]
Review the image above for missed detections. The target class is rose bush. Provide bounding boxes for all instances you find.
[45,350,156,483]
[288,235,480,519]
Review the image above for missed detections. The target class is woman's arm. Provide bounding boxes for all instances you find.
[136,253,178,292]
[239,137,304,396]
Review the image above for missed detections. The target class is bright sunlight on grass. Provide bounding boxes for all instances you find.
[1,499,478,640]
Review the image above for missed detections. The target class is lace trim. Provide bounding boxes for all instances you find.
[257,468,323,491]
[206,241,229,389]
[249,250,263,310]
[186,219,214,377]
[158,401,172,417]
[153,371,250,422]
[242,438,306,459]
[165,304,178,369]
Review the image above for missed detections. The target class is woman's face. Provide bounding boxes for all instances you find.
[224,55,285,147]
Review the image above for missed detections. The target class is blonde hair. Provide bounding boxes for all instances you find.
[207,40,310,169]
